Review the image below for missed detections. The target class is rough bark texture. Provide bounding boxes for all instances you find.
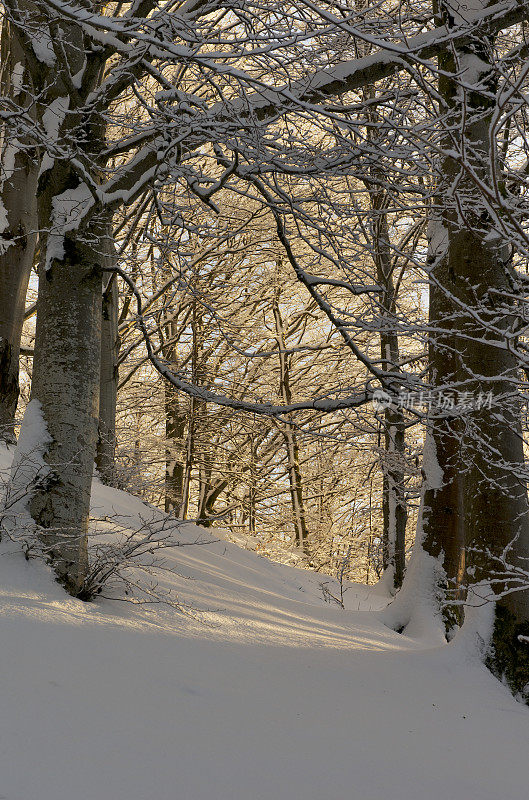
[422,233,467,624]
[15,8,107,594]
[423,0,529,690]
[0,21,39,438]
[420,0,471,622]
[30,221,102,593]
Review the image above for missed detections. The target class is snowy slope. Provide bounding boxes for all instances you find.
[0,445,528,800]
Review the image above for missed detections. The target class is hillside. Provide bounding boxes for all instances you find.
[0,445,527,800]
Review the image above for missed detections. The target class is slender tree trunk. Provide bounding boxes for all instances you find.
[197,462,213,524]
[159,292,186,514]
[0,22,39,438]
[180,300,202,517]
[283,427,309,553]
[181,405,194,518]
[361,82,408,589]
[381,416,407,589]
[248,441,257,534]
[272,279,310,555]
[370,184,407,589]
[96,222,119,485]
[164,381,186,514]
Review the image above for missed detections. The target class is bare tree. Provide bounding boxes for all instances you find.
[2,0,529,698]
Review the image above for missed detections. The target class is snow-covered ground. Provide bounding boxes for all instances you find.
[0,445,527,800]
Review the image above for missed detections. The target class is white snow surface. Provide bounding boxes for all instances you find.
[0,198,9,236]
[422,431,444,491]
[0,444,527,800]
[10,62,25,97]
[40,96,70,177]
[2,401,52,543]
[30,29,55,67]
[46,182,94,269]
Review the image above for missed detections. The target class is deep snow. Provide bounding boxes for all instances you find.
[0,445,527,800]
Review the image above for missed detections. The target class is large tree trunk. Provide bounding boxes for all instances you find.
[421,209,468,627]
[419,0,473,623]
[401,0,529,693]
[6,4,109,594]
[29,203,102,593]
[0,22,39,438]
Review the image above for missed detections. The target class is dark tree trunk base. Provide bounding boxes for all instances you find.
[487,603,529,704]
[0,339,20,442]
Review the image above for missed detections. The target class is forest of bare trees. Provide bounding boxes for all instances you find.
[1,0,529,701]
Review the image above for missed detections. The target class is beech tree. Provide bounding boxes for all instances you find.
[0,18,38,437]
[1,0,529,698]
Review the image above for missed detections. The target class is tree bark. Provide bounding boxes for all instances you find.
[96,222,119,485]
[164,381,186,514]
[197,462,213,524]
[161,308,186,515]
[11,6,106,593]
[29,201,102,593]
[370,184,407,590]
[422,0,529,690]
[180,300,203,518]
[360,68,408,590]
[272,279,310,555]
[0,21,39,438]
